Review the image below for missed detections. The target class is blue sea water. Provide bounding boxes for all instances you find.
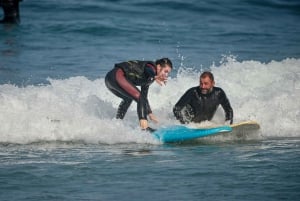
[1,0,300,200]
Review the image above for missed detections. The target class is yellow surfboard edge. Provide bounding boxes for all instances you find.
[230,120,260,129]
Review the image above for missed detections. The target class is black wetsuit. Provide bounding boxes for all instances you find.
[173,86,233,124]
[0,0,22,24]
[105,60,156,120]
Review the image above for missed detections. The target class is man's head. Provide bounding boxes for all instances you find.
[199,71,215,94]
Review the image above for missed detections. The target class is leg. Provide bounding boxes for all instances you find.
[116,99,132,119]
[114,69,149,120]
[105,68,136,119]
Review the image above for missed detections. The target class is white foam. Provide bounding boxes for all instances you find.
[1,57,300,144]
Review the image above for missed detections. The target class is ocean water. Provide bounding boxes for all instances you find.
[1,0,300,200]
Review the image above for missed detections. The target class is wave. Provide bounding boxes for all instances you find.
[1,57,300,144]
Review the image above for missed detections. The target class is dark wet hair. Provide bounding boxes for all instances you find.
[155,58,173,69]
[200,71,214,81]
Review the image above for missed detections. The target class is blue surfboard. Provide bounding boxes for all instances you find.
[152,125,232,143]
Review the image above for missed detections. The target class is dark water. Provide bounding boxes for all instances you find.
[1,0,300,85]
[1,140,299,201]
[1,1,300,200]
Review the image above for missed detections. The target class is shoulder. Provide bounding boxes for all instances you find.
[213,87,226,96]
[144,62,156,77]
[185,86,199,94]
[191,86,199,91]
[145,61,156,69]
[213,87,224,92]
[145,61,155,66]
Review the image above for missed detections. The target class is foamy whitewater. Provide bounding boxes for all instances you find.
[1,57,299,144]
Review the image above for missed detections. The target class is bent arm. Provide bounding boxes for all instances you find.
[173,89,193,124]
[220,90,233,124]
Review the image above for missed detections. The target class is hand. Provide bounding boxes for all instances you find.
[149,113,159,123]
[155,75,167,86]
[225,119,233,125]
[139,119,148,129]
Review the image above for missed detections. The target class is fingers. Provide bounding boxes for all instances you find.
[149,113,159,123]
[155,79,163,86]
[155,76,167,86]
[139,119,148,129]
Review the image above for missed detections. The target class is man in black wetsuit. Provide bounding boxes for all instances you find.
[105,58,173,132]
[0,0,22,24]
[173,71,233,125]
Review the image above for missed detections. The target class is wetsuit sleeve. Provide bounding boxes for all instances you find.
[219,89,233,124]
[140,63,156,114]
[141,85,152,114]
[173,88,193,124]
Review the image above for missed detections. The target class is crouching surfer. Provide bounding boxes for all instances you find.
[105,58,173,132]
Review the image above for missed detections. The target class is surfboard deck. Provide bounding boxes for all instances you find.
[152,121,260,143]
[152,125,232,143]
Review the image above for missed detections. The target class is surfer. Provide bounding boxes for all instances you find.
[105,58,173,132]
[173,71,233,125]
[0,0,22,24]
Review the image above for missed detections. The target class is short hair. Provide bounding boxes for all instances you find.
[155,58,173,69]
[200,71,214,81]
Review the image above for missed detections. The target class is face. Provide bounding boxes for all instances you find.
[156,64,172,83]
[200,76,214,94]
